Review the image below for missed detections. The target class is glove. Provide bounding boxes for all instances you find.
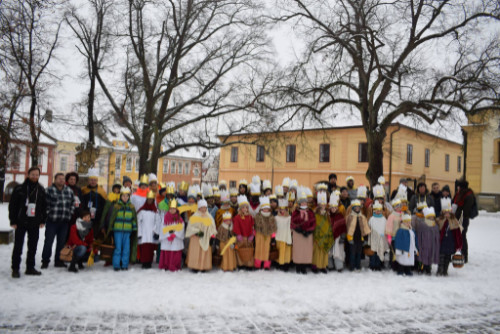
[153,233,159,241]
[348,240,354,245]
[169,230,174,234]
[302,230,311,237]
[197,231,204,238]
[237,235,243,242]
[386,235,392,244]
[248,235,254,243]
[167,234,176,242]
[294,227,303,234]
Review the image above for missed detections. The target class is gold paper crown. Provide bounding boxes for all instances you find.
[139,174,149,185]
[159,182,166,190]
[146,190,155,199]
[179,181,189,192]
[287,191,295,201]
[169,199,178,209]
[222,211,232,220]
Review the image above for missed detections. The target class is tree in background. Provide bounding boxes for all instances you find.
[267,0,500,185]
[69,0,270,175]
[0,0,63,167]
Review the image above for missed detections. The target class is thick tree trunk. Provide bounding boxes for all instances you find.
[366,130,386,187]
[29,95,39,167]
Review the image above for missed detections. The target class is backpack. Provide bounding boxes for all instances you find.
[469,195,478,220]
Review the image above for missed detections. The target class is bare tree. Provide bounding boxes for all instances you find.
[0,0,63,166]
[72,0,270,175]
[268,0,500,185]
[66,0,115,146]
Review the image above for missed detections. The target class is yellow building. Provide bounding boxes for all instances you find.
[219,123,464,194]
[462,111,500,210]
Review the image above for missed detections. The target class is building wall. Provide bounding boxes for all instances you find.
[4,141,55,196]
[218,124,463,193]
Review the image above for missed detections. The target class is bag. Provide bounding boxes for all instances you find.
[99,236,115,261]
[237,246,254,263]
[60,245,74,262]
[469,196,478,220]
[269,247,279,262]
[452,252,465,269]
[363,246,375,257]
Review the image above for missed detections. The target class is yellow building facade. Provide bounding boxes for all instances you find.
[219,123,464,194]
[462,111,500,210]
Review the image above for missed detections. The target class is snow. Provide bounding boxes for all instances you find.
[0,203,499,333]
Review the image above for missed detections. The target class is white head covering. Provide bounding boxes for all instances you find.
[220,190,230,203]
[396,184,408,202]
[329,191,339,207]
[148,173,158,183]
[378,175,385,185]
[346,176,354,183]
[423,207,435,218]
[262,180,272,191]
[259,196,271,208]
[317,191,327,205]
[373,200,383,211]
[357,185,367,199]
[202,183,213,198]
[275,185,284,197]
[237,195,249,207]
[197,199,208,208]
[88,168,99,179]
[229,188,239,196]
[297,186,308,204]
[250,182,261,196]
[441,197,452,212]
[282,177,290,188]
[372,184,385,199]
[120,187,131,194]
[290,179,298,190]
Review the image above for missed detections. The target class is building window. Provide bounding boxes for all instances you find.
[193,165,200,177]
[256,145,265,162]
[126,156,132,172]
[425,148,430,168]
[178,162,183,174]
[60,156,68,172]
[230,147,238,163]
[171,161,176,174]
[286,145,296,163]
[457,156,462,173]
[445,154,450,172]
[358,143,368,162]
[184,162,190,175]
[134,157,139,172]
[319,144,330,163]
[37,149,44,167]
[229,180,236,188]
[115,155,121,171]
[74,161,79,172]
[406,144,413,165]
[163,160,169,173]
[11,146,21,170]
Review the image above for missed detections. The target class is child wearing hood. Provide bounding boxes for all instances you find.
[159,199,185,271]
[66,210,97,273]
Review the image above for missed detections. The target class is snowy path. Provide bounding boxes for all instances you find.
[1,208,500,333]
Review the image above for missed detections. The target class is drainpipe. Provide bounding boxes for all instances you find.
[462,128,467,180]
[388,124,402,195]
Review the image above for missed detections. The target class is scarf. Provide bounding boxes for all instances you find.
[76,218,92,239]
[373,213,383,218]
[137,201,157,214]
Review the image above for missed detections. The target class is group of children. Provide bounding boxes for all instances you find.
[71,174,463,277]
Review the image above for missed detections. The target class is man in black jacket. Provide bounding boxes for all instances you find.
[453,180,475,264]
[9,167,47,278]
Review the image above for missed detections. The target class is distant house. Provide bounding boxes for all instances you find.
[462,111,500,211]
[218,123,464,193]
[3,137,56,201]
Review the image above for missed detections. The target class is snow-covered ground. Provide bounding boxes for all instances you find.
[0,203,499,333]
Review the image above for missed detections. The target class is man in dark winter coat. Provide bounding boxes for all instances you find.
[41,173,75,268]
[81,168,108,240]
[66,172,83,224]
[453,180,475,263]
[9,167,47,278]
[430,182,442,217]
